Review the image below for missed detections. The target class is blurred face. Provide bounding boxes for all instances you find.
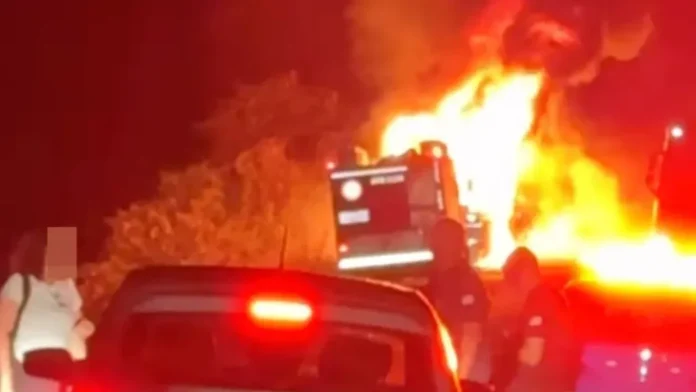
[502,266,521,289]
[430,229,464,266]
[503,263,537,295]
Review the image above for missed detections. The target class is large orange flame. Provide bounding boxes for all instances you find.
[380,63,696,287]
[580,235,696,288]
[382,64,544,268]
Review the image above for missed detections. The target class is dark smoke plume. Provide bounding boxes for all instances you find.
[347,0,481,93]
[500,0,654,85]
[346,0,485,149]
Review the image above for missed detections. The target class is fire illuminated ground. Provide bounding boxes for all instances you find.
[380,63,696,288]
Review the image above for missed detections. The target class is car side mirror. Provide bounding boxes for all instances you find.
[23,349,75,382]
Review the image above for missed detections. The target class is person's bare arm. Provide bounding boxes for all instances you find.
[518,336,545,366]
[457,274,490,377]
[0,298,19,392]
[74,317,95,339]
[0,274,25,392]
[517,292,556,368]
[458,322,483,375]
[68,316,95,361]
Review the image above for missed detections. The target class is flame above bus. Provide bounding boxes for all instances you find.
[380,63,696,288]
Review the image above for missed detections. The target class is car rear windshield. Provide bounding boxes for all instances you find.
[564,285,696,350]
[119,312,435,391]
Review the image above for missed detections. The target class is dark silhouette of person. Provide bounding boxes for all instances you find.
[497,246,580,392]
[427,218,490,380]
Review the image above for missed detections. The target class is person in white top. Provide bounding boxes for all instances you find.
[0,231,94,392]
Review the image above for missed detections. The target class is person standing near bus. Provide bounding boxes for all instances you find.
[497,247,580,392]
[427,218,491,381]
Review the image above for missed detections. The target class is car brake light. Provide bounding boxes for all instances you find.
[248,297,313,327]
[438,324,458,374]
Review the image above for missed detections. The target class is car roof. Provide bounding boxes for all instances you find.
[121,265,418,296]
[104,266,434,324]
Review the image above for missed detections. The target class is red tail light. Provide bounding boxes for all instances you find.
[248,297,313,328]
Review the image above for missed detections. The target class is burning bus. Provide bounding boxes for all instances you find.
[327,141,489,284]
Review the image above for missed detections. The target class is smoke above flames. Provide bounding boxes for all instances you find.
[499,0,654,85]
[346,0,480,94]
[345,0,485,147]
[348,0,654,93]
